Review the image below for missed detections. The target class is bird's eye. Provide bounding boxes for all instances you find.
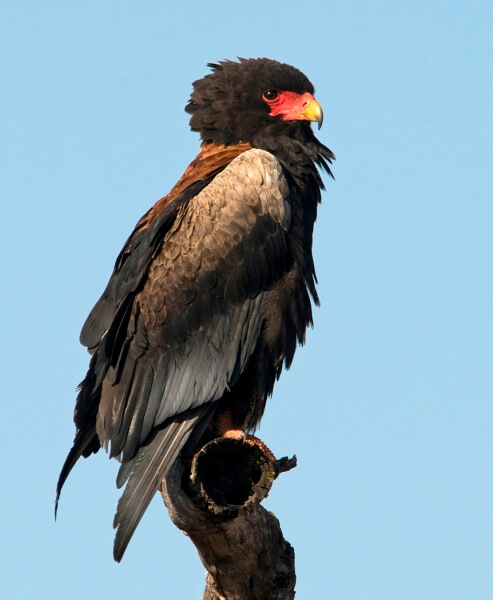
[262,89,280,103]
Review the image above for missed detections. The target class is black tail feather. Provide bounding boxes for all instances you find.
[55,425,99,518]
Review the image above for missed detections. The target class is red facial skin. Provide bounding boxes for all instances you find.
[263,90,321,123]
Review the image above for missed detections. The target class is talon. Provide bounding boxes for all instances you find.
[223,429,276,463]
[223,429,247,442]
[214,408,277,462]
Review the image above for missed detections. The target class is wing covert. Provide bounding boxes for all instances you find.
[95,149,292,460]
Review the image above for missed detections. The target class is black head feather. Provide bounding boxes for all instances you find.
[185,58,317,147]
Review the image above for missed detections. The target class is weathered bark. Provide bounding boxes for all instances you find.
[160,437,297,600]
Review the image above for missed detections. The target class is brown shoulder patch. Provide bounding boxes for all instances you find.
[137,142,252,230]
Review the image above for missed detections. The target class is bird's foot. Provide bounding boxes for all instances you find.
[213,408,276,462]
[222,430,276,463]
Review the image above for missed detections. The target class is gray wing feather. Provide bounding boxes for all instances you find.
[98,149,290,460]
[113,403,215,562]
[99,149,292,559]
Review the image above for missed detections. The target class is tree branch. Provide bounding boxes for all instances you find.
[160,437,297,600]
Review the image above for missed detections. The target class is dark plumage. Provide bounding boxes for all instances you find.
[56,57,334,561]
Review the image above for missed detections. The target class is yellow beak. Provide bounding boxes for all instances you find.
[300,98,324,129]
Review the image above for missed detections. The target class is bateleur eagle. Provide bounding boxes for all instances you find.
[56,57,334,561]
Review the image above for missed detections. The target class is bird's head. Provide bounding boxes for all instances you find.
[185,58,324,147]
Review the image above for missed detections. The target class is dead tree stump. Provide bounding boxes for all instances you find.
[160,437,297,600]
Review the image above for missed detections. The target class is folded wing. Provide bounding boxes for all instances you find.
[57,148,293,560]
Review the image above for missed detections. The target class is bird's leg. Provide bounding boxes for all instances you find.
[214,409,276,462]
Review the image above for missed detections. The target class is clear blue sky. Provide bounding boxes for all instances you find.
[2,2,492,598]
